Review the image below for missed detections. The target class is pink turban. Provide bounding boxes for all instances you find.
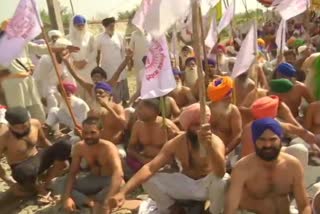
[179,103,211,131]
[62,81,77,94]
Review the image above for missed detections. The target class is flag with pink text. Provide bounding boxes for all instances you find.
[140,36,176,99]
[0,0,41,66]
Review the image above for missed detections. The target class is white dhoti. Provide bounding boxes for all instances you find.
[1,76,45,122]
[142,172,230,214]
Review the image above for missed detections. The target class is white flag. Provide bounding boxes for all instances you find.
[132,0,192,38]
[232,23,257,78]
[205,11,218,52]
[140,36,176,99]
[0,0,41,66]
[217,0,235,33]
[275,19,287,54]
[276,0,310,20]
[201,0,220,15]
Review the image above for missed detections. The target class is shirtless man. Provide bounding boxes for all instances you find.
[207,76,242,155]
[273,63,314,117]
[126,98,180,172]
[305,101,320,135]
[0,107,71,199]
[192,59,217,100]
[241,95,316,160]
[225,118,311,214]
[235,72,255,107]
[109,104,229,214]
[63,117,124,213]
[89,82,127,157]
[63,49,132,107]
[168,69,196,109]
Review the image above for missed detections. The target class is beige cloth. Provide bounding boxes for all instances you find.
[142,172,230,214]
[1,76,45,121]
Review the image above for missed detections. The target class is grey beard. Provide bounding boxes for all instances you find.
[91,101,108,115]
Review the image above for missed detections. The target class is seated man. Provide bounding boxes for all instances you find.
[63,117,124,213]
[273,63,314,118]
[109,103,229,214]
[192,59,217,100]
[225,118,311,214]
[169,69,196,109]
[45,81,89,136]
[304,101,320,135]
[127,98,180,172]
[241,95,316,169]
[207,76,242,155]
[89,82,127,158]
[0,107,71,200]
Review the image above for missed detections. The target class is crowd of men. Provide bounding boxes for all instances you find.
[0,11,320,214]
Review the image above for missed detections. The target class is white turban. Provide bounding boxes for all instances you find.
[48,30,63,38]
[53,38,72,49]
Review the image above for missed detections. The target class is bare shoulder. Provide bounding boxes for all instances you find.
[164,118,179,129]
[112,103,125,113]
[182,86,192,92]
[211,133,225,147]
[231,104,240,114]
[234,154,256,170]
[99,139,119,152]
[30,118,42,129]
[280,152,302,167]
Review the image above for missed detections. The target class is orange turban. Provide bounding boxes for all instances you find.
[251,95,279,119]
[179,103,211,131]
[287,37,296,47]
[207,76,234,102]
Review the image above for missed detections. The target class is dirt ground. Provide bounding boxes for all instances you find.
[0,73,138,214]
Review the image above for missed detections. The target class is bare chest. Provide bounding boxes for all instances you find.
[138,125,167,146]
[244,168,293,199]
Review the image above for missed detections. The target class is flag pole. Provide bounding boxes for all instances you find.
[31,0,79,128]
[198,7,210,76]
[192,1,207,124]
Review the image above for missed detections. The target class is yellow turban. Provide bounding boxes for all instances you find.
[257,38,265,47]
[1,19,10,31]
[207,76,234,102]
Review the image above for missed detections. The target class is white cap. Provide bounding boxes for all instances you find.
[53,38,72,48]
[298,45,307,54]
[48,30,63,38]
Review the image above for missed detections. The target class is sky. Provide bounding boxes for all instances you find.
[0,0,265,22]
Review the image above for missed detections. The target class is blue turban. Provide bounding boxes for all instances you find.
[277,63,296,78]
[172,69,182,76]
[73,15,86,25]
[94,82,112,93]
[202,59,216,69]
[251,118,283,144]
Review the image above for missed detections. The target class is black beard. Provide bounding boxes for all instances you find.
[186,131,199,149]
[255,144,282,162]
[10,128,31,139]
[84,139,99,146]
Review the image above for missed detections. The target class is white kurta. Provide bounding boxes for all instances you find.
[129,31,151,85]
[33,55,76,110]
[46,95,90,129]
[68,32,97,81]
[96,32,126,81]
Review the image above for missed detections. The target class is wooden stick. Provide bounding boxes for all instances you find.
[198,7,209,76]
[159,96,168,141]
[192,1,207,124]
[31,1,78,128]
